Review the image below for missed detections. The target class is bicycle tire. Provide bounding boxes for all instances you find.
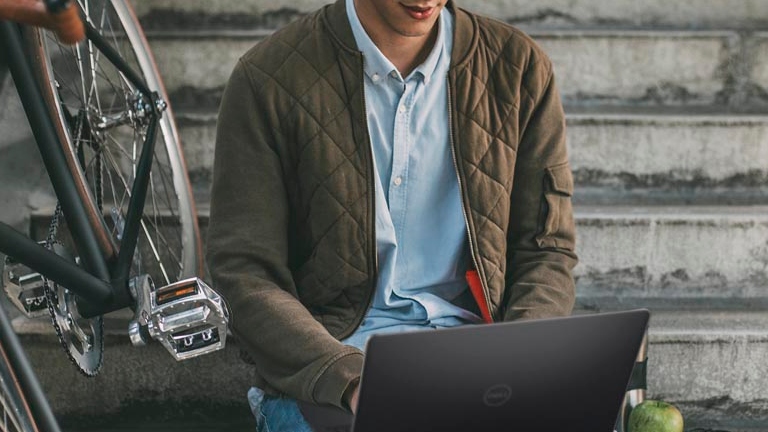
[25,0,202,288]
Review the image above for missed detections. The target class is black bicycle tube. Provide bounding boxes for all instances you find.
[77,115,158,317]
[0,223,113,305]
[0,299,62,432]
[0,21,112,287]
[84,18,164,291]
[42,0,69,14]
[113,116,158,283]
[84,22,153,98]
[0,44,8,90]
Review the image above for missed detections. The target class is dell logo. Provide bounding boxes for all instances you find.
[483,384,513,407]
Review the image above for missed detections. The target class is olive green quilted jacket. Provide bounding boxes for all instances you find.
[207,0,577,410]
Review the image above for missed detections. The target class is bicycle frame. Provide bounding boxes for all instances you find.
[0,296,61,432]
[0,18,161,317]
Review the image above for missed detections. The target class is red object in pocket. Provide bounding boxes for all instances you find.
[466,270,493,323]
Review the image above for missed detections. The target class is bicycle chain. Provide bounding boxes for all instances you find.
[42,203,104,377]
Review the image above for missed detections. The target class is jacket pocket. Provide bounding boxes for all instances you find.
[535,162,576,251]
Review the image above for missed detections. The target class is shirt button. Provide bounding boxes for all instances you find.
[398,105,407,114]
[390,71,398,78]
[371,73,380,82]
[394,177,403,186]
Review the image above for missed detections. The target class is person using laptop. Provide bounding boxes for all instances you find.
[206,0,578,430]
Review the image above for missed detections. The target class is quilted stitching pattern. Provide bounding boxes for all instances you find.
[448,20,557,316]
[240,15,373,333]
[238,5,557,327]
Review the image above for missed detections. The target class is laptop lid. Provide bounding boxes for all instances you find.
[300,310,649,432]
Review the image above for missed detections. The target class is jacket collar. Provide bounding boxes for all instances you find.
[322,0,476,68]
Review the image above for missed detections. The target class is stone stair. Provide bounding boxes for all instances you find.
[133,0,768,429]
[3,0,768,430]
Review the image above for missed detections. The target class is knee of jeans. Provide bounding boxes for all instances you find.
[256,396,314,432]
[248,387,266,418]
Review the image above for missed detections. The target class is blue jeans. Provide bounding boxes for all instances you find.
[248,387,314,432]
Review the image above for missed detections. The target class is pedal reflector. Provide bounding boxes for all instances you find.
[129,276,229,361]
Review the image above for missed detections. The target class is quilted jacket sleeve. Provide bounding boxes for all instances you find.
[206,59,363,410]
[502,57,578,321]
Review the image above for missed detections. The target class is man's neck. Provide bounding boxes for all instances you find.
[374,26,439,77]
[353,0,440,77]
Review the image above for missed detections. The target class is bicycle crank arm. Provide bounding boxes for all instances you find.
[128,276,229,361]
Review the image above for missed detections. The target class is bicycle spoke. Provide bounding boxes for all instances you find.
[140,219,170,285]
[100,142,184,276]
[30,0,201,343]
[100,142,131,206]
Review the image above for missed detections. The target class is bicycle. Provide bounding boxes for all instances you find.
[0,0,229,429]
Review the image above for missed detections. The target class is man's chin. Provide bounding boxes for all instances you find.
[394,21,439,38]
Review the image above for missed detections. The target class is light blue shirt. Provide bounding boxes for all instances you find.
[343,0,482,351]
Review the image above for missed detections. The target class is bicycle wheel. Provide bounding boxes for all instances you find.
[26,0,202,288]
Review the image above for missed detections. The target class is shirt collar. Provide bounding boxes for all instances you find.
[346,0,451,84]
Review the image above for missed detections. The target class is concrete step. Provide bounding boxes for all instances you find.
[536,30,747,106]
[28,203,768,311]
[12,315,257,422]
[756,37,768,94]
[567,109,768,205]
[173,109,768,206]
[132,0,768,30]
[644,311,768,429]
[0,80,57,231]
[146,29,768,111]
[11,310,768,428]
[573,206,768,311]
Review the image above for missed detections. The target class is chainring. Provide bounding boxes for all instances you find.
[42,205,104,377]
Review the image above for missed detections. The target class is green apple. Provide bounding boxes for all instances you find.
[628,400,684,432]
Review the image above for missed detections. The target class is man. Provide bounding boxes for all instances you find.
[206,0,577,429]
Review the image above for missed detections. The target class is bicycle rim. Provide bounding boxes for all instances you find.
[27,0,202,287]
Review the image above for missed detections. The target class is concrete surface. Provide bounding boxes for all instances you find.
[28,204,768,310]
[3,0,768,428]
[574,206,768,304]
[567,112,768,204]
[535,30,731,104]
[568,113,768,180]
[0,76,57,233]
[132,0,768,30]
[174,113,217,195]
[148,35,261,98]
[172,111,768,205]
[13,310,768,426]
[648,311,768,428]
[16,324,258,416]
[753,34,768,96]
[147,30,744,109]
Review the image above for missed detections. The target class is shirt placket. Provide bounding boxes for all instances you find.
[389,80,413,230]
[389,77,418,292]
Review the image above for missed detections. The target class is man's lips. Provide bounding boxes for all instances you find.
[401,3,436,20]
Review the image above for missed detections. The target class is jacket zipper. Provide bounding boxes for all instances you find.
[446,76,494,322]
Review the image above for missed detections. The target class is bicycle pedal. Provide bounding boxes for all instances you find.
[129,276,229,361]
[2,255,49,318]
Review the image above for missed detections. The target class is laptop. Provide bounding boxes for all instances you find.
[299,309,650,432]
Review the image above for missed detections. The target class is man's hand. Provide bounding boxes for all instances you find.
[343,379,361,414]
[350,386,360,414]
